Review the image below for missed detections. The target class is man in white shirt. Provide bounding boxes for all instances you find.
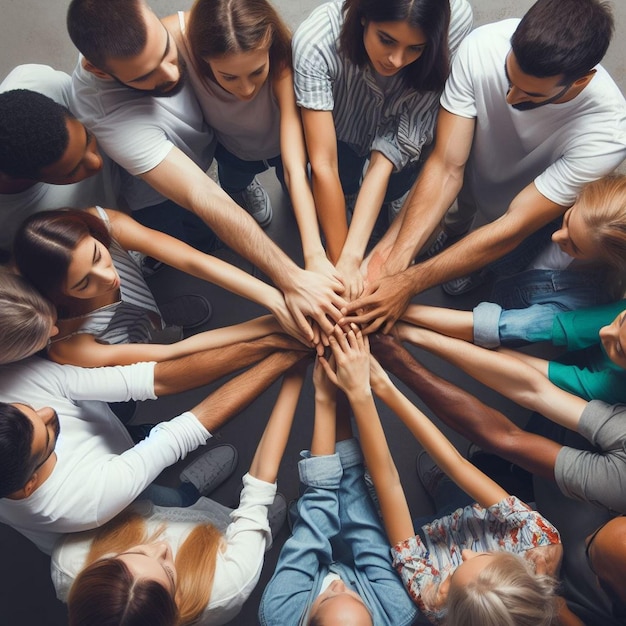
[345,0,626,332]
[0,335,305,554]
[66,0,346,346]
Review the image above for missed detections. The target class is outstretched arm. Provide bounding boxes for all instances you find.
[249,362,307,483]
[141,147,346,341]
[273,70,340,284]
[397,324,584,431]
[320,327,413,545]
[370,334,561,481]
[364,109,474,278]
[300,108,348,264]
[336,151,395,301]
[401,303,474,341]
[102,209,306,342]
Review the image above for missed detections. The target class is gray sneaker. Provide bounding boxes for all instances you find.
[267,492,287,539]
[441,270,487,296]
[416,450,445,499]
[232,177,273,228]
[384,189,410,223]
[159,294,212,329]
[180,444,238,497]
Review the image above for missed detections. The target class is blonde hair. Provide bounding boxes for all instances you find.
[69,507,223,625]
[0,270,55,364]
[445,552,557,626]
[578,175,626,271]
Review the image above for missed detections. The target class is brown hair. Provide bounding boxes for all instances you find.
[13,208,112,309]
[339,0,451,91]
[187,0,292,84]
[68,508,223,626]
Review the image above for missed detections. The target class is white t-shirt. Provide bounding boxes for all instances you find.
[70,56,215,211]
[52,472,275,625]
[441,20,626,222]
[0,64,121,252]
[0,357,210,554]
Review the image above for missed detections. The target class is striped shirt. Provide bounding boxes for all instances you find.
[54,207,163,346]
[292,0,472,170]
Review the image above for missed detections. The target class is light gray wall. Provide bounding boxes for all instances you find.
[1,0,626,92]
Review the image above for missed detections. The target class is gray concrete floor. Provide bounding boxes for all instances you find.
[0,169,533,626]
[1,0,624,623]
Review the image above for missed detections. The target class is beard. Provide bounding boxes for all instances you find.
[114,53,188,97]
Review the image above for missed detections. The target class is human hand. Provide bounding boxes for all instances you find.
[313,355,336,403]
[319,325,371,400]
[368,354,392,394]
[340,272,413,334]
[305,253,344,287]
[335,254,365,302]
[283,268,347,342]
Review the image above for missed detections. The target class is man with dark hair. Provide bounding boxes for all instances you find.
[66,0,346,346]
[0,64,121,257]
[345,0,626,332]
[0,335,306,555]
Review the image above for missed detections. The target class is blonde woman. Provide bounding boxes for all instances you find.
[54,364,307,626]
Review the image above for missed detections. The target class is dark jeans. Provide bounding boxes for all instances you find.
[215,142,286,195]
[133,198,221,254]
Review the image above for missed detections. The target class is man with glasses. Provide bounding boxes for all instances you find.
[345,0,626,332]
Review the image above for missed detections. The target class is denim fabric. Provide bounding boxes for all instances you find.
[215,142,286,194]
[133,199,221,254]
[137,481,199,507]
[259,438,418,626]
[336,141,420,202]
[473,268,611,347]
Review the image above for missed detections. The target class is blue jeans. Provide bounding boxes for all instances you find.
[474,267,611,347]
[133,199,221,254]
[138,481,201,507]
[215,142,286,194]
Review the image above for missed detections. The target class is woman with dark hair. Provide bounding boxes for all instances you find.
[162,0,341,286]
[13,207,301,367]
[292,0,472,298]
[55,366,305,626]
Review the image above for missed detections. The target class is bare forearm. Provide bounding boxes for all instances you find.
[153,334,308,395]
[401,304,474,341]
[249,371,305,483]
[399,326,582,431]
[191,350,309,433]
[370,334,560,480]
[311,164,348,263]
[383,158,463,275]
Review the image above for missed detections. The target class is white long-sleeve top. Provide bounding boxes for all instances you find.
[0,356,210,554]
[52,472,275,625]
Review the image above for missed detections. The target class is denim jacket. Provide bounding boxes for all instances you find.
[259,438,417,626]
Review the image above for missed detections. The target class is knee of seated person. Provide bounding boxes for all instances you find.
[587,516,626,606]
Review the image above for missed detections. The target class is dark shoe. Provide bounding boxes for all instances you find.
[415,228,468,263]
[416,450,445,499]
[442,270,487,296]
[231,177,273,228]
[179,444,238,497]
[469,449,534,503]
[126,422,157,443]
[159,294,212,329]
[267,492,287,539]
